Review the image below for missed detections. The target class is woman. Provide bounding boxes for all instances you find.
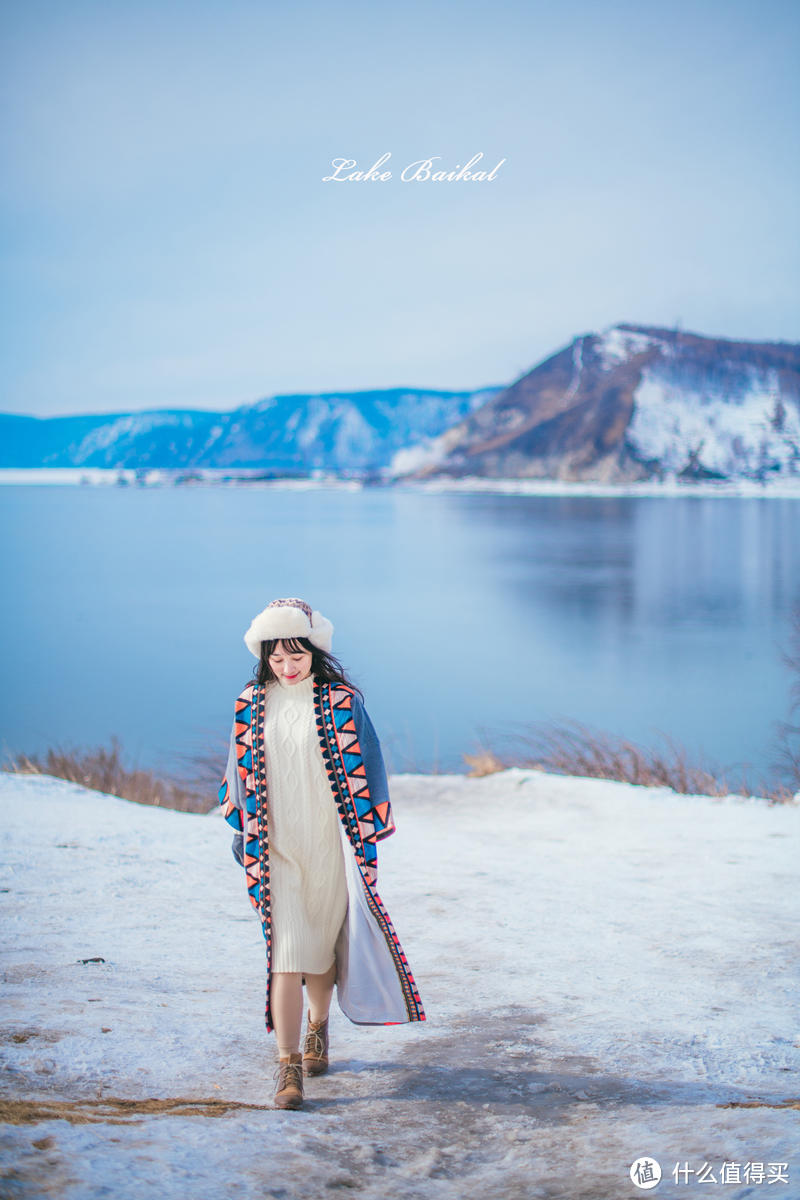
[218,597,425,1110]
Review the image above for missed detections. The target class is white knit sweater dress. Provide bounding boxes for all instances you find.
[264,672,349,974]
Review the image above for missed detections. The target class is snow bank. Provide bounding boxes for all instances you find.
[627,365,800,479]
[1,770,798,1199]
[596,327,660,370]
[3,468,800,496]
[402,475,800,498]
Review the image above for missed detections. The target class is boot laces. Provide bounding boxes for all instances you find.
[304,1022,326,1060]
[274,1059,303,1090]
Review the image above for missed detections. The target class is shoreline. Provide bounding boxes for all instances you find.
[2,467,800,498]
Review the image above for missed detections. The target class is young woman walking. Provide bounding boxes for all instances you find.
[218,597,425,1109]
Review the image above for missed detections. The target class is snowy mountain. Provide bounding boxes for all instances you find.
[3,325,797,484]
[396,324,800,484]
[0,388,498,475]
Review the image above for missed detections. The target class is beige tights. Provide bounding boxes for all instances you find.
[271,962,337,1058]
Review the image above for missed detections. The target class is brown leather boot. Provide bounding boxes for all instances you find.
[302,1011,329,1076]
[273,1053,304,1109]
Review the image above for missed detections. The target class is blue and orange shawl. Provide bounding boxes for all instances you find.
[218,677,425,1032]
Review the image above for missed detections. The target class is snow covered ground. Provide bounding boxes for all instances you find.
[1,770,798,1200]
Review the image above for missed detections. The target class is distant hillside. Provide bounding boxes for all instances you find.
[0,388,500,474]
[3,325,798,483]
[394,325,800,483]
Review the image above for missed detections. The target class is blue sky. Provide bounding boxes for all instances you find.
[1,0,798,416]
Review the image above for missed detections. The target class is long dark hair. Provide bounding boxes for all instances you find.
[252,635,364,700]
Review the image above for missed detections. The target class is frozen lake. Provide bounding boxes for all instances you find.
[0,483,798,789]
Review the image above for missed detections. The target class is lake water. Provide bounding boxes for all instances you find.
[0,484,798,792]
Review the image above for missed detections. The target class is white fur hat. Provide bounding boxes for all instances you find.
[244,597,334,658]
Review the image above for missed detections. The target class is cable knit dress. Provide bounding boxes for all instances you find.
[263,671,349,974]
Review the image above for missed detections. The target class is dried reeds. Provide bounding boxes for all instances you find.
[4,736,217,813]
[463,718,796,804]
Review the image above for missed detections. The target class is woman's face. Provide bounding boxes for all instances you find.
[268,641,313,684]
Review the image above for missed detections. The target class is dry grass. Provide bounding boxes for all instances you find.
[464,719,797,804]
[464,605,800,806]
[8,610,800,816]
[5,726,796,811]
[462,750,507,777]
[772,606,800,790]
[3,736,219,814]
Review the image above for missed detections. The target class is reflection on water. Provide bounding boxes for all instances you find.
[0,485,797,787]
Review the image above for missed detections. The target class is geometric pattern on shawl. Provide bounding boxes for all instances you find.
[218,677,425,1030]
[316,683,424,1024]
[218,690,261,911]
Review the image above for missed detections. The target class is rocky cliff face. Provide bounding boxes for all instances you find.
[397,325,800,483]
